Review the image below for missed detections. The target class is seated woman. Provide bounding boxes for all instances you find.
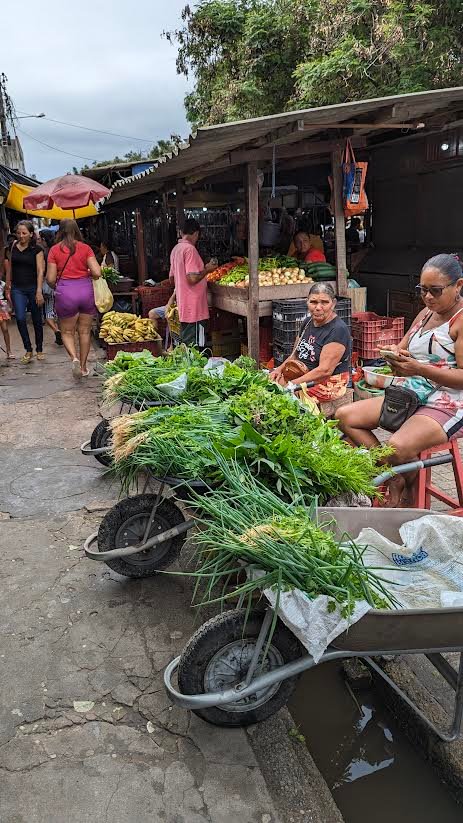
[293,231,326,263]
[270,283,352,403]
[337,254,463,506]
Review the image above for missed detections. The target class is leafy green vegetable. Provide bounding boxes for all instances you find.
[185,458,399,617]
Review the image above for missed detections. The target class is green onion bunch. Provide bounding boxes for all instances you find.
[186,457,399,618]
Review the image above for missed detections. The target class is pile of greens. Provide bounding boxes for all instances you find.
[187,459,399,618]
[109,403,237,489]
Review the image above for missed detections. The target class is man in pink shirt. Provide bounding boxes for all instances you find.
[169,219,216,346]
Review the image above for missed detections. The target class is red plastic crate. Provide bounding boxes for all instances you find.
[352,312,404,360]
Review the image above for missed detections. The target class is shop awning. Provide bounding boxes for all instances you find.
[5,182,98,219]
[98,86,463,208]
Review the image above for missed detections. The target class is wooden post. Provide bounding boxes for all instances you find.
[135,208,147,284]
[175,178,185,235]
[331,146,348,297]
[246,162,260,363]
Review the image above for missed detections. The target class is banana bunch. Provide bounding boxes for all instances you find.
[99,311,159,344]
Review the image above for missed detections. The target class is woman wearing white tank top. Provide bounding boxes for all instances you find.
[337,253,463,506]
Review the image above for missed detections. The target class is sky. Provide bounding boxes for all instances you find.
[1,0,191,180]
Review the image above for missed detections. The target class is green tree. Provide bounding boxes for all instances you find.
[166,0,463,126]
[78,135,182,173]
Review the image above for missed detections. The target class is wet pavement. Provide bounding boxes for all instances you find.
[0,328,281,823]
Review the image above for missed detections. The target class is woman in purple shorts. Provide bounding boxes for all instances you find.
[46,219,101,378]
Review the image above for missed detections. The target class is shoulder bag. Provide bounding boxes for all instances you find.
[379,384,421,432]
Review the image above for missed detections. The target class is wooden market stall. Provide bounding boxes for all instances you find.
[97,88,463,361]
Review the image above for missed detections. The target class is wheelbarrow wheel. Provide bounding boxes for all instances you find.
[90,420,112,467]
[177,609,303,727]
[97,494,186,578]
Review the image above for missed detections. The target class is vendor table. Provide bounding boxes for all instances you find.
[209,284,366,318]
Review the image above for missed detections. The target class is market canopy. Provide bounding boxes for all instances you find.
[98,86,463,208]
[5,182,98,219]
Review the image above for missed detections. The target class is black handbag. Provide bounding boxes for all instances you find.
[379,384,421,432]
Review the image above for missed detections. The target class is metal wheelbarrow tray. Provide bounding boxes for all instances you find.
[164,505,463,740]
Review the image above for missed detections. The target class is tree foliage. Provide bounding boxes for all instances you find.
[77,136,182,173]
[165,0,463,127]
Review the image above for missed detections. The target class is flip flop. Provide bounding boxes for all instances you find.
[7,354,15,359]
[81,369,90,377]
[72,359,82,379]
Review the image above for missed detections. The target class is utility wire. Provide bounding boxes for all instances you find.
[17,127,98,163]
[16,109,155,144]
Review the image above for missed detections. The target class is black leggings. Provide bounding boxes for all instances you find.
[11,286,43,353]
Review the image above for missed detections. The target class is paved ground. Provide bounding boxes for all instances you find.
[0,326,343,823]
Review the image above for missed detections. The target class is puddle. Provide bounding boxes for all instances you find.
[289,662,461,822]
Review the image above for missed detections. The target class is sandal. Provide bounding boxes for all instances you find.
[36,352,45,361]
[20,352,33,365]
[7,353,15,360]
[72,359,82,379]
[81,368,90,377]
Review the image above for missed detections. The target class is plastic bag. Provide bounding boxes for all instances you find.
[156,372,188,399]
[342,139,368,217]
[93,278,114,313]
[203,357,231,377]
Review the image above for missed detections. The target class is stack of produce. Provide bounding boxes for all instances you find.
[109,403,236,489]
[206,258,245,282]
[213,257,314,288]
[188,458,399,616]
[107,362,390,503]
[99,311,160,344]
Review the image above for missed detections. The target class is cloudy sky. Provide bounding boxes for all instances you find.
[2,0,191,180]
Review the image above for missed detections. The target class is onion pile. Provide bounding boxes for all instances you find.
[244,267,313,287]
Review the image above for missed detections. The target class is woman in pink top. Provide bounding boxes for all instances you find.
[46,219,101,379]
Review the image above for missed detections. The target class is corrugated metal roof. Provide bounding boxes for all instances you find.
[0,164,40,197]
[98,87,463,208]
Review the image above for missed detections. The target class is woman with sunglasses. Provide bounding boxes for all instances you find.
[337,253,463,506]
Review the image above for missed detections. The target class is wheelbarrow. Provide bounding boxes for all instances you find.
[83,452,454,576]
[83,473,211,578]
[163,502,463,740]
[80,399,176,467]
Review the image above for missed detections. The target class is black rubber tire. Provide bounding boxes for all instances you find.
[90,420,112,467]
[177,609,303,727]
[97,494,186,577]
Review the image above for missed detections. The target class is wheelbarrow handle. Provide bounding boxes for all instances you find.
[80,440,111,457]
[373,453,453,486]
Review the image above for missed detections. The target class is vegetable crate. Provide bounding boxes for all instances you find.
[105,339,163,360]
[352,313,404,360]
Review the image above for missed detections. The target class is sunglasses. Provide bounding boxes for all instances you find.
[415,283,453,298]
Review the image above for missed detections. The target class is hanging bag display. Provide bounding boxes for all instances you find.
[342,139,368,217]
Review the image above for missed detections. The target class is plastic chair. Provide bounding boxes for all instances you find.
[415,441,463,515]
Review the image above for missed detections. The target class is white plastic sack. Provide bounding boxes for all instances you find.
[264,588,370,664]
[203,357,231,377]
[262,514,463,663]
[156,372,188,399]
[358,514,463,610]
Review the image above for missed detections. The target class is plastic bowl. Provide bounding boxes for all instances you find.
[363,366,394,389]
